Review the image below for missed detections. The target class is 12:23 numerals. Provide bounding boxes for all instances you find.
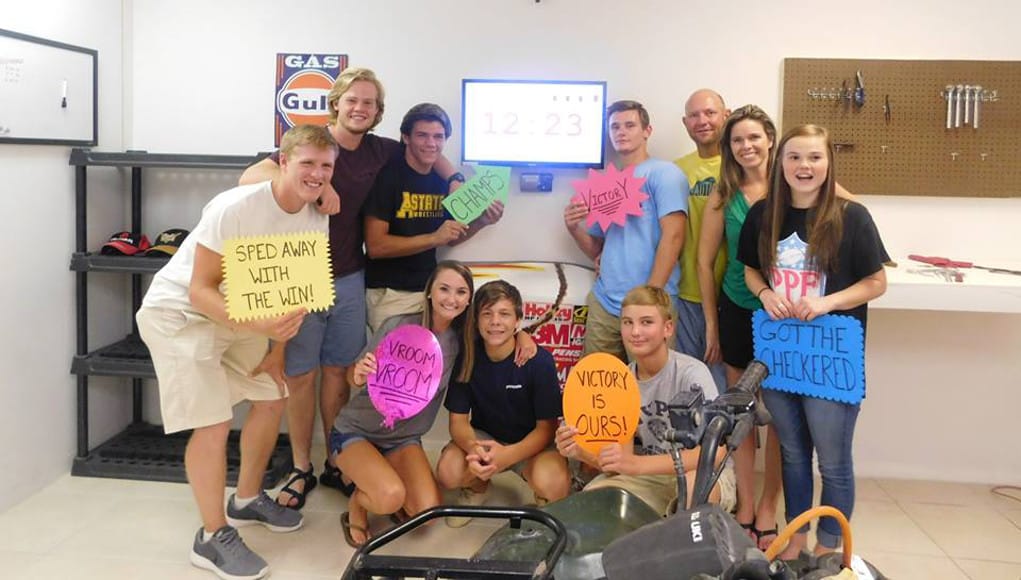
[483,112,582,136]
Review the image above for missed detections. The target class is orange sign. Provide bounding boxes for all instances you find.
[562,352,641,455]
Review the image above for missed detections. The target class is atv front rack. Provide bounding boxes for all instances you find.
[342,505,567,580]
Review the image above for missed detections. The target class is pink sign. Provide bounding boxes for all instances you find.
[570,164,648,232]
[367,325,444,428]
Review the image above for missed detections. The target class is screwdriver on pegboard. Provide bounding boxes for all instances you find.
[854,70,866,108]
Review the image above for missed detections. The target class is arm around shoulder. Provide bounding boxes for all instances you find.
[239,157,280,185]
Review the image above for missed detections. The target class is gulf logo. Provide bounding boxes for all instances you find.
[276,69,335,128]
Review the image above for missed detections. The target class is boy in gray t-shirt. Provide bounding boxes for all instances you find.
[556,285,734,516]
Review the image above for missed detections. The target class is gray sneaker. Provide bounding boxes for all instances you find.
[190,526,269,580]
[226,492,303,532]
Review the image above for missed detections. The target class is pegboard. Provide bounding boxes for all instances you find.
[781,58,1021,197]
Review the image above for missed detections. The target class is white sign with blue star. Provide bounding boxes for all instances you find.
[771,233,825,302]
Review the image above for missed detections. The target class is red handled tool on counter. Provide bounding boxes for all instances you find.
[908,254,1021,276]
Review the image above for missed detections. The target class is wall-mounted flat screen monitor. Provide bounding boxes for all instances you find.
[461,79,606,168]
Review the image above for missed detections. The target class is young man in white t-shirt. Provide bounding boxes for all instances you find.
[556,285,735,516]
[136,125,337,580]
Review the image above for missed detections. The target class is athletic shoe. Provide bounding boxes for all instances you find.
[190,525,268,580]
[226,492,303,532]
[445,486,488,528]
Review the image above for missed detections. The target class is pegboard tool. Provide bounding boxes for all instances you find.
[854,70,866,108]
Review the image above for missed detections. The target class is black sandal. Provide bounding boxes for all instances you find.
[752,526,779,551]
[277,464,317,510]
[319,459,356,497]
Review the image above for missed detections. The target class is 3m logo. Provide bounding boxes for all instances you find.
[276,69,334,129]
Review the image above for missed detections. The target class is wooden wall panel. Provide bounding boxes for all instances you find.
[782,58,1020,197]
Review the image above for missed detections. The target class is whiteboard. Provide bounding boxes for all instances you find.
[0,28,97,146]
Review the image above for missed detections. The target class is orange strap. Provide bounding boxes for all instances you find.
[762,505,853,570]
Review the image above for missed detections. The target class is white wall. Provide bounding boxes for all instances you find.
[126,0,1021,262]
[1,0,128,512]
[126,0,1021,483]
[3,0,1016,512]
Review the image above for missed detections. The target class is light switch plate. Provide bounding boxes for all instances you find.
[520,172,553,192]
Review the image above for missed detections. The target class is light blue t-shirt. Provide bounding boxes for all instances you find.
[590,158,688,316]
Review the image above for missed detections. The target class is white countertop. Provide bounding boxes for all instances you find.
[873,257,1021,313]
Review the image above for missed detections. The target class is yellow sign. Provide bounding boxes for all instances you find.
[562,352,641,455]
[223,231,334,322]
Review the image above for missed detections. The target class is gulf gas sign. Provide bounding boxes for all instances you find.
[274,53,348,146]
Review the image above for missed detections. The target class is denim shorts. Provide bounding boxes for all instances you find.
[674,297,726,391]
[329,427,421,457]
[285,270,367,376]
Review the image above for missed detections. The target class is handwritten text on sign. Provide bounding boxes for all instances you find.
[562,352,641,455]
[752,310,865,404]
[223,231,334,322]
[442,166,511,224]
[368,324,444,429]
[570,163,648,232]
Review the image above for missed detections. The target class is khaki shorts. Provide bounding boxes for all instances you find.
[581,291,627,361]
[447,428,559,480]
[584,464,737,516]
[136,306,283,434]
[366,287,425,334]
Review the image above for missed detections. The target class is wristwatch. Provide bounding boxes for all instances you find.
[447,172,466,185]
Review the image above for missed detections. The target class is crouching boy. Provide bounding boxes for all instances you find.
[556,285,736,516]
[436,280,570,526]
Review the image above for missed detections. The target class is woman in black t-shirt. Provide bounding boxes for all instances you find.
[737,124,889,560]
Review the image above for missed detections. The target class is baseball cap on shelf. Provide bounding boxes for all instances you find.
[144,228,190,257]
[100,232,151,256]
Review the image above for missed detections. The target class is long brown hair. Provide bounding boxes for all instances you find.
[716,105,777,210]
[422,260,475,383]
[757,124,844,276]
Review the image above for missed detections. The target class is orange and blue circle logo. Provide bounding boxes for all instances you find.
[276,69,334,129]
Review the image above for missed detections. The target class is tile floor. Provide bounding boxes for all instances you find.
[1,447,1018,579]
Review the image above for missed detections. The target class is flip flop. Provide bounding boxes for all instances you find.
[753,526,779,551]
[341,511,370,549]
[736,520,755,540]
[388,508,409,526]
[276,465,317,510]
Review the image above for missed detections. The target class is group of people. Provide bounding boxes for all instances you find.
[135,65,889,580]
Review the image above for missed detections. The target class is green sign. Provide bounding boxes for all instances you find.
[442,166,511,224]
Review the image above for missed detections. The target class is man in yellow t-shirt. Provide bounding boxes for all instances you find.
[674,89,729,390]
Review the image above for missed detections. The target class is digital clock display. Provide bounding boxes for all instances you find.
[461,79,606,168]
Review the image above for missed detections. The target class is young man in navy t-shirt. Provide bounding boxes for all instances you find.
[437,280,570,526]
[363,103,504,332]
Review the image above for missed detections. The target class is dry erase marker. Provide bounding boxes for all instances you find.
[61,80,67,108]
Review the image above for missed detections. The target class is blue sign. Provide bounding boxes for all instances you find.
[752,310,865,404]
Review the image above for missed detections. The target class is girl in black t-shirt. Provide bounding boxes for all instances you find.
[738,124,888,560]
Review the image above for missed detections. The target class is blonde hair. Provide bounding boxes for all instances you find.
[326,67,385,129]
[279,124,339,157]
[621,285,676,322]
